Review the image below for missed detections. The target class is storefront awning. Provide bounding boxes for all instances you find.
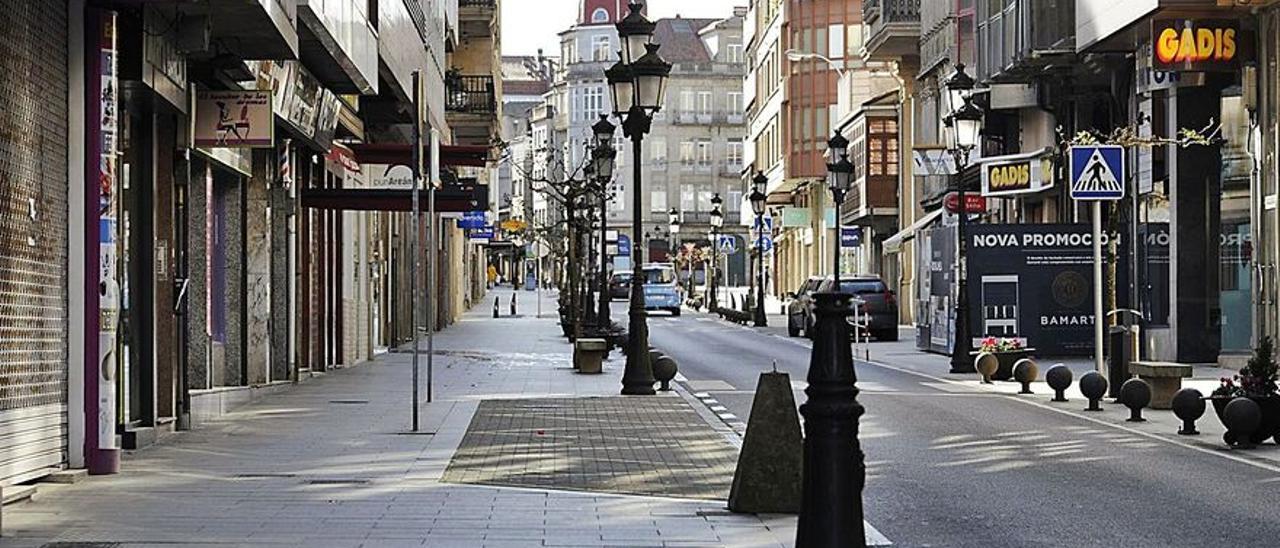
[883,208,944,254]
[300,186,489,212]
[346,143,491,167]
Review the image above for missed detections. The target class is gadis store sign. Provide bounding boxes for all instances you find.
[1153,19,1241,71]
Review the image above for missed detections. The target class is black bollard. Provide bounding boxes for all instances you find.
[511,293,517,316]
[796,292,865,547]
[1171,388,1205,435]
[493,296,500,318]
[1223,397,1262,448]
[1079,371,1108,412]
[1013,358,1038,395]
[1045,364,1072,402]
[1119,378,1151,422]
[653,355,678,391]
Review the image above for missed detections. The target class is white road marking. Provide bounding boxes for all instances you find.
[718,413,739,421]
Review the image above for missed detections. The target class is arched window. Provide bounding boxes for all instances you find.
[591,8,609,23]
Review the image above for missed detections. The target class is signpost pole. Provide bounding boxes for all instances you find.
[1093,201,1106,376]
[428,129,439,404]
[409,72,421,431]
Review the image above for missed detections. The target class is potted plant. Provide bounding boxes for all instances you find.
[971,337,1035,381]
[1211,337,1280,446]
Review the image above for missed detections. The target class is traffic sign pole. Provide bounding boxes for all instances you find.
[1093,201,1106,378]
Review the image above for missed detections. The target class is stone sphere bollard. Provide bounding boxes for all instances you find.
[1222,397,1262,449]
[1079,371,1108,412]
[974,352,999,384]
[1119,378,1152,422]
[1045,364,1072,402]
[648,347,664,365]
[1171,388,1206,435]
[652,355,678,391]
[1012,358,1038,394]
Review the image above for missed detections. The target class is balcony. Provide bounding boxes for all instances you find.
[458,0,497,40]
[446,74,498,147]
[297,0,379,94]
[976,0,1075,83]
[181,0,299,60]
[446,75,496,114]
[863,0,921,62]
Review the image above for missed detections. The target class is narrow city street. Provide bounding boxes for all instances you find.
[647,305,1280,547]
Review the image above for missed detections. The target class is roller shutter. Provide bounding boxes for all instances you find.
[0,0,70,485]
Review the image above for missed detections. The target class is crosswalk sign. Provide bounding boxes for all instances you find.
[1070,145,1125,201]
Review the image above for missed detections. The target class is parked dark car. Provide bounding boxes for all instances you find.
[785,276,826,338]
[608,272,632,300]
[820,276,899,341]
[786,275,899,341]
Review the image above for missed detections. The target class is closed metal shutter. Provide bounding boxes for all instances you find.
[0,0,70,485]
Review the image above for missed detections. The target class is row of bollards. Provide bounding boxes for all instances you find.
[493,293,519,318]
[984,360,1280,447]
[977,354,1280,449]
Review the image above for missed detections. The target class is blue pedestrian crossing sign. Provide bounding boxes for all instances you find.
[1070,145,1125,201]
[717,235,738,255]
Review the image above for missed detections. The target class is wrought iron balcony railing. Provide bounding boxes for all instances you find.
[446,75,496,114]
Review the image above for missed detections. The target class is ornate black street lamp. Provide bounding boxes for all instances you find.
[593,116,617,327]
[609,2,671,396]
[749,172,769,327]
[795,134,866,548]
[708,193,724,311]
[943,63,983,374]
[826,131,853,288]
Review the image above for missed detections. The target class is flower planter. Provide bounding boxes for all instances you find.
[971,349,1035,381]
[1211,395,1280,446]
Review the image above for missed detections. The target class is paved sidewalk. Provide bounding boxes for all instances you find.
[1,288,796,548]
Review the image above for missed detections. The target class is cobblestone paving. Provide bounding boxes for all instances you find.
[443,395,738,500]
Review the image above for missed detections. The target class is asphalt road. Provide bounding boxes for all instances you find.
[634,303,1280,548]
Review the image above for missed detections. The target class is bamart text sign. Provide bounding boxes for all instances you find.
[1153,19,1240,71]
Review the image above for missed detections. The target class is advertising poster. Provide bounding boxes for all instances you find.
[193,90,273,147]
[965,224,1126,356]
[96,10,120,454]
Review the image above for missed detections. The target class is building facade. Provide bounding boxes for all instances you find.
[0,0,499,486]
[745,0,873,301]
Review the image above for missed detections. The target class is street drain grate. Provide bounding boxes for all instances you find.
[328,400,369,405]
[235,473,297,479]
[306,478,371,485]
[42,544,123,548]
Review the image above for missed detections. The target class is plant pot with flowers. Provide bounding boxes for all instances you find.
[971,337,1035,381]
[1211,337,1280,447]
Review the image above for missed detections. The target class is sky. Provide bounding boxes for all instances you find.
[501,0,747,57]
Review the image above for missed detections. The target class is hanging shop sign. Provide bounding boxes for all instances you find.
[780,207,811,228]
[255,61,342,150]
[981,150,1054,197]
[944,192,987,214]
[193,90,274,148]
[840,226,863,248]
[367,164,415,189]
[1152,19,1241,71]
[458,211,487,230]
